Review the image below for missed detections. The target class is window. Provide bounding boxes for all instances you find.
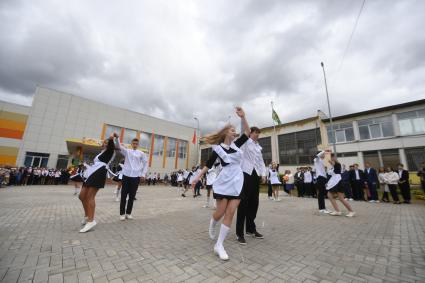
[139,132,152,152]
[278,129,321,165]
[24,152,50,168]
[258,137,272,166]
[338,152,358,157]
[327,122,355,144]
[167,137,176,157]
[398,109,425,136]
[153,135,164,156]
[363,151,380,169]
[105,124,122,138]
[405,147,425,171]
[380,149,400,169]
[358,116,394,140]
[122,129,138,144]
[178,140,188,159]
[56,155,69,169]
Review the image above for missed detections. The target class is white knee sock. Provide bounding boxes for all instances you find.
[216,224,230,247]
[210,218,218,230]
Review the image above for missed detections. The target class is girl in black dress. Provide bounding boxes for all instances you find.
[326,154,355,217]
[79,133,119,233]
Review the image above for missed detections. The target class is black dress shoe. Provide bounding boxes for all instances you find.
[247,231,264,239]
[236,236,247,245]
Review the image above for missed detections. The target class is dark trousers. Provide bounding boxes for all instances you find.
[236,171,260,236]
[304,183,312,197]
[422,181,425,194]
[316,176,327,210]
[399,183,411,202]
[267,182,272,197]
[297,182,305,197]
[195,181,201,195]
[352,180,364,200]
[343,182,353,199]
[388,184,399,202]
[368,182,378,201]
[120,176,140,215]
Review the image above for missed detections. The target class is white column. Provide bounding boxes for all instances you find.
[392,113,400,136]
[353,120,360,141]
[399,148,408,170]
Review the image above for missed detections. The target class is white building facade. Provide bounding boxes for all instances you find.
[2,86,198,174]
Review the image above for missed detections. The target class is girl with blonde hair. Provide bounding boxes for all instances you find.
[191,107,250,261]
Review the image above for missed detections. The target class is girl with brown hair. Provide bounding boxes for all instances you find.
[191,107,250,261]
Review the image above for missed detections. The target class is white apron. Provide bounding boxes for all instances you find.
[84,151,116,180]
[211,144,244,196]
[269,169,281,185]
[326,168,341,190]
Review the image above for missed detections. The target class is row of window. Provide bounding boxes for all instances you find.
[105,124,188,159]
[327,108,425,143]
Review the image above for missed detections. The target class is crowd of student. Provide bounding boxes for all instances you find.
[0,166,70,187]
[266,161,425,204]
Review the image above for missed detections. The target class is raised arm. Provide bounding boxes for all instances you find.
[235,107,250,136]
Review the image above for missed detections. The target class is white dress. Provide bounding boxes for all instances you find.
[269,169,281,185]
[206,164,221,186]
[211,144,244,197]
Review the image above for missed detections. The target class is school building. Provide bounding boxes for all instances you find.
[0,86,199,174]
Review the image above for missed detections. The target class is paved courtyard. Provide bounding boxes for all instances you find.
[0,185,424,283]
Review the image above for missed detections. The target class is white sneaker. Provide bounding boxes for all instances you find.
[275,198,281,202]
[375,200,380,203]
[81,217,88,225]
[203,204,209,208]
[126,214,134,220]
[115,197,120,202]
[214,244,229,261]
[346,212,356,217]
[319,209,330,214]
[349,198,354,201]
[369,200,375,203]
[330,211,342,216]
[79,220,96,233]
[120,215,126,221]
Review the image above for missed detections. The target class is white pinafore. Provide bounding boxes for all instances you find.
[84,151,116,180]
[211,143,244,197]
[269,169,281,185]
[326,168,341,191]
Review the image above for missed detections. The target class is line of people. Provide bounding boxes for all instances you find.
[0,167,70,187]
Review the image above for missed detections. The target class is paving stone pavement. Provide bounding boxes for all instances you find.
[0,185,424,283]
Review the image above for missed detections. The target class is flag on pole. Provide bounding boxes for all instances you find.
[271,102,281,125]
[192,129,197,144]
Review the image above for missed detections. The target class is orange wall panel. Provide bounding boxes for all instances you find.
[0,128,24,139]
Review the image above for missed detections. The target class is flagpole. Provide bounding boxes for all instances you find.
[271,101,280,164]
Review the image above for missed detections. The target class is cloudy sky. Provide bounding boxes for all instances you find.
[1,0,424,132]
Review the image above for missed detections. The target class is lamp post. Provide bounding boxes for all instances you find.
[320,62,337,156]
[194,117,201,165]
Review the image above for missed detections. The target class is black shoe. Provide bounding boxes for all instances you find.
[181,194,186,197]
[403,201,411,204]
[236,236,247,245]
[247,231,264,239]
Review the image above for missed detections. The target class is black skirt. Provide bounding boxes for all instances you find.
[213,192,241,200]
[83,167,107,189]
[328,181,344,193]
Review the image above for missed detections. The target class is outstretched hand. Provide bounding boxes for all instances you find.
[235,106,245,118]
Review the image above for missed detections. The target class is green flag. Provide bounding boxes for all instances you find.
[272,108,281,125]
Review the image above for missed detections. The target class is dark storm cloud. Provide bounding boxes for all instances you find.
[0,0,424,133]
